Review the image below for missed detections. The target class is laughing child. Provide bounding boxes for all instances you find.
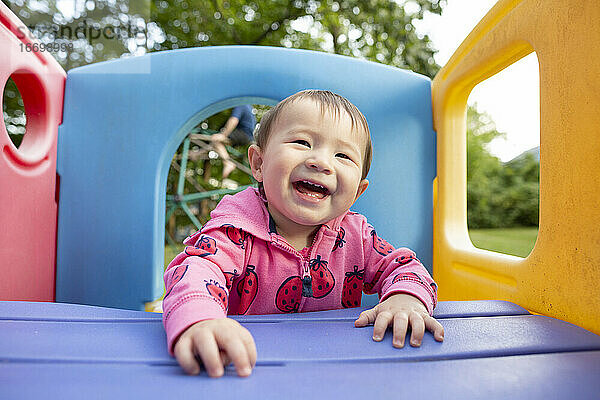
[162,90,444,378]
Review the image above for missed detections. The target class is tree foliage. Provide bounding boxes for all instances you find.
[2,0,145,69]
[151,0,443,77]
[466,106,539,229]
[3,0,444,149]
[3,0,539,230]
[2,0,147,146]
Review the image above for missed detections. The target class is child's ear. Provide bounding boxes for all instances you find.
[354,179,369,201]
[248,144,264,182]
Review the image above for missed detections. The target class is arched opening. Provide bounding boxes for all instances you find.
[148,99,275,311]
[3,77,27,148]
[466,52,540,258]
[164,103,272,251]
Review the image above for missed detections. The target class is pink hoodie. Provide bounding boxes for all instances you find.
[162,187,437,354]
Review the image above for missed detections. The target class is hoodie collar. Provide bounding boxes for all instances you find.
[203,187,347,241]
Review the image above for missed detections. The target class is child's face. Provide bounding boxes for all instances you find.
[249,99,369,234]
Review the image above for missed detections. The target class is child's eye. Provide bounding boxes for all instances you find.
[292,140,310,147]
[336,153,352,161]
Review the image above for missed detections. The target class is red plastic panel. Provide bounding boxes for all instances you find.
[0,3,65,301]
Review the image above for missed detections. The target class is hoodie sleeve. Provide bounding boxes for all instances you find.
[162,225,249,355]
[361,221,437,315]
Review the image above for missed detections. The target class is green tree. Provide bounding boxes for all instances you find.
[500,153,539,226]
[466,105,505,228]
[2,78,26,148]
[151,0,444,78]
[2,0,148,146]
[3,0,444,150]
[2,0,146,69]
[466,105,539,229]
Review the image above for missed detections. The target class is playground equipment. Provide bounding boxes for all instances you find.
[3,0,597,330]
[2,0,599,332]
[432,0,600,336]
[54,40,436,309]
[1,0,600,397]
[164,128,254,246]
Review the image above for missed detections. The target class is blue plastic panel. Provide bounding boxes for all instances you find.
[56,46,436,310]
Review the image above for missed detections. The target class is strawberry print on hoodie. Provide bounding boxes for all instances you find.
[162,188,438,354]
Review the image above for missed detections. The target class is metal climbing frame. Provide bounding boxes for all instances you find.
[164,128,254,245]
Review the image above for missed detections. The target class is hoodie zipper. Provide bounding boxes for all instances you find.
[271,229,322,300]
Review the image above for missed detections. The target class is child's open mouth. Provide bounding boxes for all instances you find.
[292,180,330,200]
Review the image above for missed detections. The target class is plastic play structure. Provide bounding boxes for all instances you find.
[1,0,599,398]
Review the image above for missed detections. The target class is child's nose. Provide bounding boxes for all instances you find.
[306,153,333,174]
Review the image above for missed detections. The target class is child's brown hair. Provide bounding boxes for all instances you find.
[255,90,372,180]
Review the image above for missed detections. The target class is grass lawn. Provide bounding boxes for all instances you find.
[468,227,538,258]
[164,243,185,269]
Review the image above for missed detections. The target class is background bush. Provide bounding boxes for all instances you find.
[466,106,539,229]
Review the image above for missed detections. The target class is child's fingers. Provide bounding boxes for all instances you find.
[372,311,393,341]
[354,308,377,327]
[240,328,258,368]
[193,332,224,378]
[173,336,201,375]
[392,312,409,348]
[216,333,253,377]
[425,315,445,341]
[408,311,425,347]
[219,350,231,367]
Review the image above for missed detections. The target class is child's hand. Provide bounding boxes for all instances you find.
[173,318,257,378]
[354,293,444,348]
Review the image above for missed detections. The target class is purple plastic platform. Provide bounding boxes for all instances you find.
[1,300,599,399]
[3,352,600,400]
[0,299,527,321]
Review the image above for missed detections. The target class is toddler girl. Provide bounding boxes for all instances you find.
[163,90,444,378]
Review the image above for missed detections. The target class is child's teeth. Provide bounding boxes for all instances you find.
[295,180,327,199]
[304,181,324,190]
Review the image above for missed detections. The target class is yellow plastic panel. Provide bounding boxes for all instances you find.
[432,0,600,334]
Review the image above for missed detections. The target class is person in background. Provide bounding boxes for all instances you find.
[210,105,256,185]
